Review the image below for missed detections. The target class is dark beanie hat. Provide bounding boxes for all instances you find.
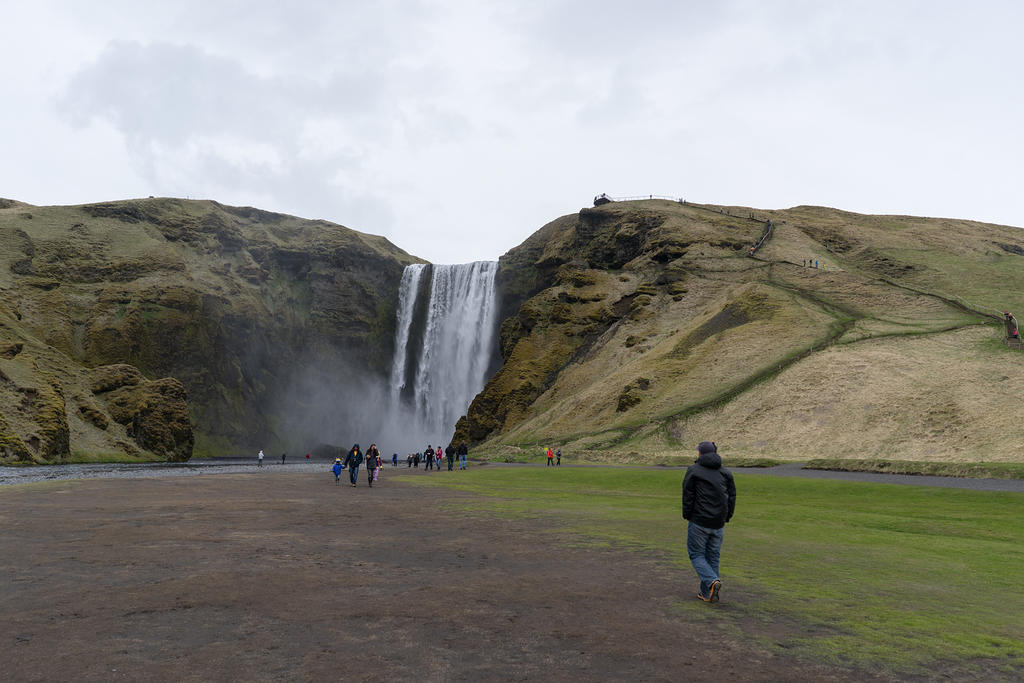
[697,441,717,454]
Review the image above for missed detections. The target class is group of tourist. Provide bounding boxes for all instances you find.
[330,443,386,487]
[405,442,469,471]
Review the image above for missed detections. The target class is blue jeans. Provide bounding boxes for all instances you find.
[349,466,359,485]
[460,454,467,469]
[687,522,724,596]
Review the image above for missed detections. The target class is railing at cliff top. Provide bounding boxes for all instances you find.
[594,194,772,222]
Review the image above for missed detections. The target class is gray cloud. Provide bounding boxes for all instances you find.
[4,0,1021,264]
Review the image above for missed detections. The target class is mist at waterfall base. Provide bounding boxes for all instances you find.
[270,262,500,457]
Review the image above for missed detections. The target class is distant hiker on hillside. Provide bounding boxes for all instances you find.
[257,450,264,468]
[556,448,561,466]
[343,444,363,487]
[457,442,468,470]
[332,458,343,484]
[365,446,380,488]
[424,445,434,470]
[446,443,455,471]
[682,441,736,603]
[546,447,554,466]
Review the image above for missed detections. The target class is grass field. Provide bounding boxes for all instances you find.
[412,467,1024,677]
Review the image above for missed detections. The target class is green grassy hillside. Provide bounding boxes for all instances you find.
[0,197,420,463]
[459,200,1024,463]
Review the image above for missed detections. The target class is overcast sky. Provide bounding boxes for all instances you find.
[2,1,1021,262]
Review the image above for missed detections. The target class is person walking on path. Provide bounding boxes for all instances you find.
[446,443,455,471]
[365,446,380,488]
[343,444,364,487]
[257,450,264,468]
[435,446,443,470]
[424,445,434,471]
[281,452,286,465]
[332,458,343,484]
[393,453,398,467]
[682,441,736,603]
[546,447,554,466]
[457,442,468,470]
[556,448,561,466]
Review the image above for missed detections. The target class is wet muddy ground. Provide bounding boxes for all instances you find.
[1,469,885,681]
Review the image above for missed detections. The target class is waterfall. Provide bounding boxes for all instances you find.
[388,263,427,407]
[388,261,499,449]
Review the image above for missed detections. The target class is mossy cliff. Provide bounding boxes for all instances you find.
[0,198,419,462]
[457,200,1024,464]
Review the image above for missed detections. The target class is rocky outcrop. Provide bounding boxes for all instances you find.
[0,197,420,462]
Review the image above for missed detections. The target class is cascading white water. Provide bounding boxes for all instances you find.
[388,261,498,449]
[387,263,427,410]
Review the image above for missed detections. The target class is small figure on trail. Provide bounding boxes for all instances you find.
[457,441,468,470]
[281,452,286,465]
[556,448,561,466]
[424,445,434,471]
[1005,312,1019,339]
[332,458,343,484]
[802,259,806,267]
[436,447,443,469]
[306,453,311,463]
[343,444,363,487]
[446,443,455,471]
[682,441,736,604]
[393,453,398,467]
[546,447,554,466]
[365,445,380,488]
[414,452,421,468]
[815,259,818,269]
[257,449,264,468]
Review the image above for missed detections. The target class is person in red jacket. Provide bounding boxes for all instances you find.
[546,447,554,466]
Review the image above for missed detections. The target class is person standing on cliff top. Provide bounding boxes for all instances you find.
[682,441,736,603]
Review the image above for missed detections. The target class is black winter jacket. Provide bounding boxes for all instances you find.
[682,452,736,529]
[343,447,363,470]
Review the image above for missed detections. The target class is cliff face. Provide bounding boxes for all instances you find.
[0,198,419,463]
[457,200,1024,463]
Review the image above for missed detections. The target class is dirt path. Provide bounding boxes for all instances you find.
[0,470,878,682]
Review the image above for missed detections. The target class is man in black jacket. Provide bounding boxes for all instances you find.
[343,444,363,487]
[682,441,736,603]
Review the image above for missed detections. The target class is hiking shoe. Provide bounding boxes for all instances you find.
[709,580,722,603]
[697,592,711,602]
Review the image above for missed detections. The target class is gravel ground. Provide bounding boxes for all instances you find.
[3,459,1023,491]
